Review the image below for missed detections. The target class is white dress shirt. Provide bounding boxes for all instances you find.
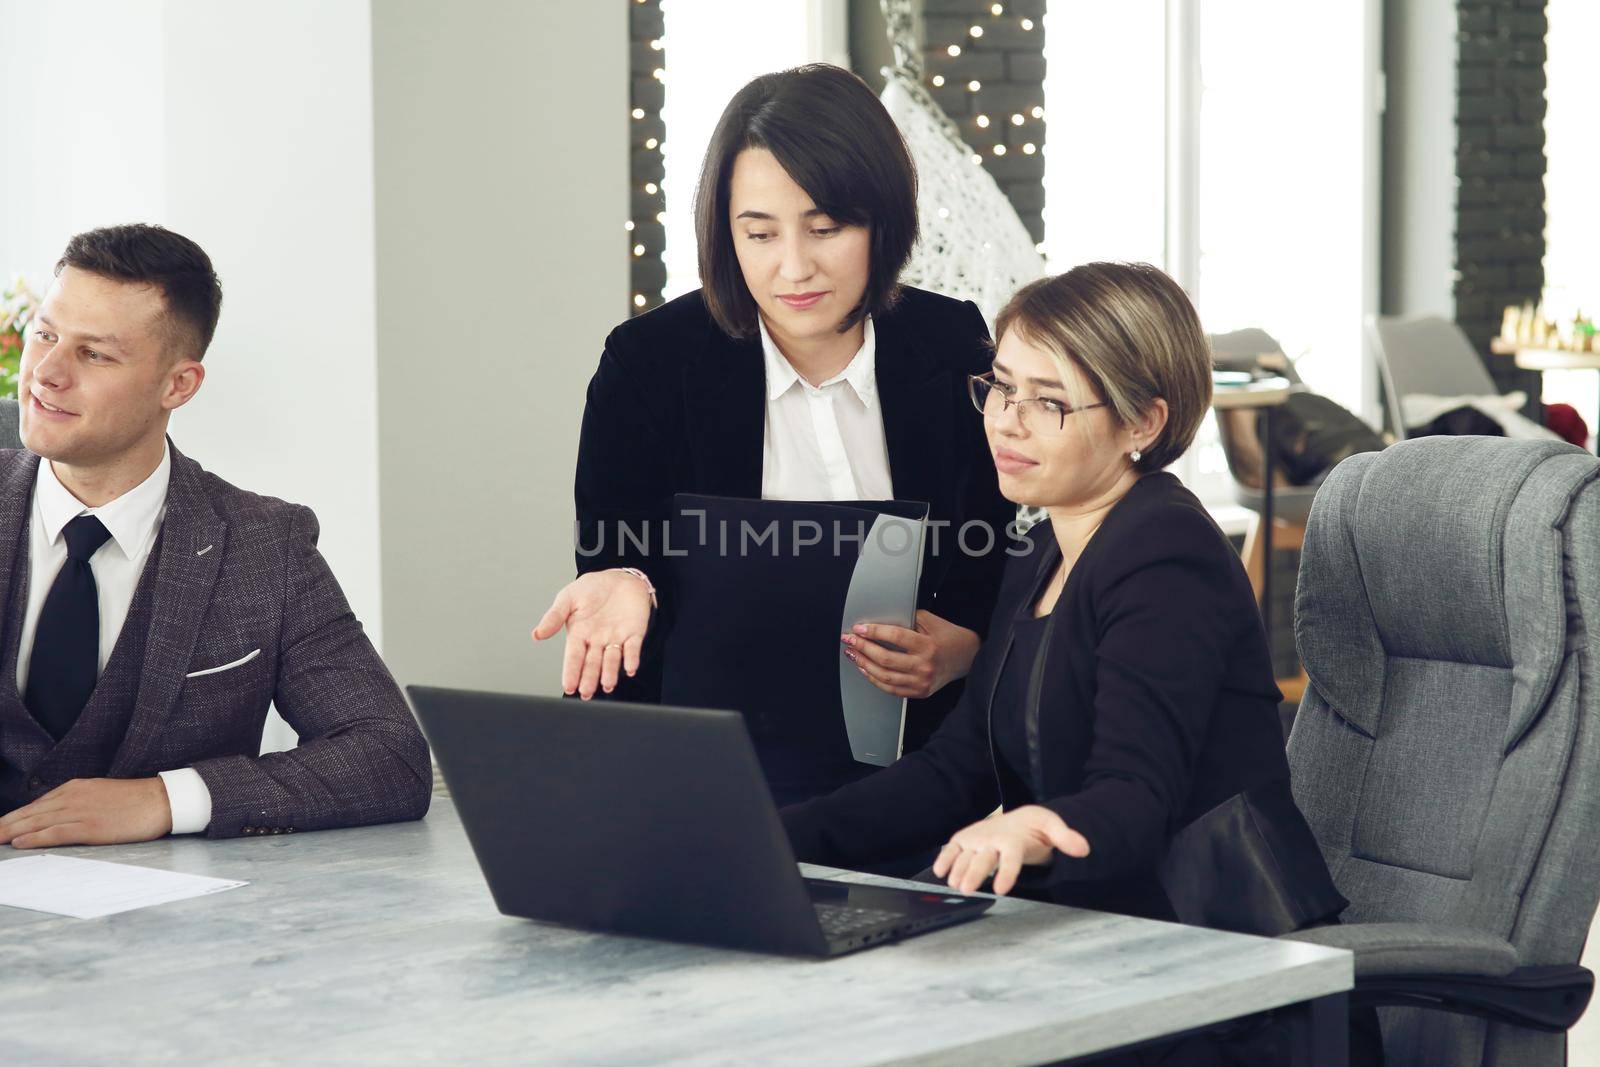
[759,316,895,502]
[17,445,212,834]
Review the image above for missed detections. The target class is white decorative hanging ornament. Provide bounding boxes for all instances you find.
[877,0,1046,327]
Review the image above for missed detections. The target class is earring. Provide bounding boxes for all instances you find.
[1129,449,1143,464]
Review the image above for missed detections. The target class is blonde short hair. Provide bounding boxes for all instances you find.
[993,262,1212,473]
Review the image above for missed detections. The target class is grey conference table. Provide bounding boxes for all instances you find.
[0,800,1352,1066]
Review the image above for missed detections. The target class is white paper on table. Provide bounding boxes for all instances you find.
[0,854,247,918]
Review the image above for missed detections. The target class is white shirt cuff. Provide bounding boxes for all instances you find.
[157,768,214,835]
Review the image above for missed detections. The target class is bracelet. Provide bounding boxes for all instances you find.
[617,567,658,610]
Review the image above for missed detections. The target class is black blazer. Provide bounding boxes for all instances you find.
[573,286,1015,750]
[782,474,1346,935]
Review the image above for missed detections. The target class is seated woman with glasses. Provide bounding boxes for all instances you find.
[533,64,1014,803]
[781,262,1347,942]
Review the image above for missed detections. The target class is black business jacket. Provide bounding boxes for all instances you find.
[573,286,1016,752]
[782,474,1345,935]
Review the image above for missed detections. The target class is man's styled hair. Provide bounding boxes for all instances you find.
[56,224,223,361]
[693,64,918,340]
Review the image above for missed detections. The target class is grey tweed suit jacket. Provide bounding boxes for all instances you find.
[0,441,431,837]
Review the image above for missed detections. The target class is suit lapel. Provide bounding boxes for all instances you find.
[0,450,41,612]
[683,326,765,498]
[111,443,227,775]
[874,311,954,511]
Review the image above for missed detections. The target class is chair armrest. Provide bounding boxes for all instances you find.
[1354,965,1593,1033]
[1282,922,1518,978]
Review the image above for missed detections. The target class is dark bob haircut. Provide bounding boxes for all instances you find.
[56,223,223,361]
[693,64,918,339]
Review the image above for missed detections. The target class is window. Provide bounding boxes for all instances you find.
[1542,0,1600,435]
[1040,5,1165,270]
[662,3,1382,508]
[1044,2,1380,508]
[660,0,845,300]
[1196,3,1373,418]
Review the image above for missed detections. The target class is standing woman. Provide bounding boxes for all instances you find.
[534,64,1014,803]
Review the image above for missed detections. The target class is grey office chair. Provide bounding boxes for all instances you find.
[1283,436,1599,1064]
[0,397,20,449]
[1369,314,1502,441]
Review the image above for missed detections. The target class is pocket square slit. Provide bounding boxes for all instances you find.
[185,648,262,679]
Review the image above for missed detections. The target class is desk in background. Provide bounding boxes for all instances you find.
[1491,336,1600,376]
[1493,338,1600,446]
[1212,376,1294,652]
[0,801,1351,1066]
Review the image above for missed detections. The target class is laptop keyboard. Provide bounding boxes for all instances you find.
[813,902,903,938]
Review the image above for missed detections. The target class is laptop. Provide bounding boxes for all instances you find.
[407,686,992,957]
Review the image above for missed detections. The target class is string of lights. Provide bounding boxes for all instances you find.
[628,0,667,315]
[922,1,1047,250]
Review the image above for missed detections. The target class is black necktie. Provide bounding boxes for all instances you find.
[25,514,113,740]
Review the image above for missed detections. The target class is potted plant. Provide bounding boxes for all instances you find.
[0,277,39,397]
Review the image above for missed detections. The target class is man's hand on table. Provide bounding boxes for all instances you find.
[0,777,174,848]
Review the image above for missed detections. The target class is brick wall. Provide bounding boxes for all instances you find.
[629,0,667,315]
[918,0,1048,245]
[1455,0,1547,402]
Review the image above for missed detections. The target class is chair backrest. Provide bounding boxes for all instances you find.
[1288,436,1600,1064]
[1369,314,1500,438]
[0,397,20,450]
[1207,329,1316,501]
[1208,327,1305,385]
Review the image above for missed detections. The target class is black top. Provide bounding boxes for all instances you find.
[573,286,1016,752]
[783,473,1346,933]
[989,612,1047,806]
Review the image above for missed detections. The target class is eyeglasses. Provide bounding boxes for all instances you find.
[967,373,1106,435]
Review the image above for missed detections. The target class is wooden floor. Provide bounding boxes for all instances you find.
[1575,914,1600,1061]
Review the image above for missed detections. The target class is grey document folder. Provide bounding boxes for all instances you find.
[836,510,926,765]
[660,494,929,804]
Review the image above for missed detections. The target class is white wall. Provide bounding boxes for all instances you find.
[0,0,383,653]
[371,0,629,695]
[3,0,630,705]
[160,0,383,649]
[0,0,166,281]
[1,0,382,753]
[1381,0,1458,318]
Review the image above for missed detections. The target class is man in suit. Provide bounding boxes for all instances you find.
[0,396,17,448]
[0,224,430,848]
